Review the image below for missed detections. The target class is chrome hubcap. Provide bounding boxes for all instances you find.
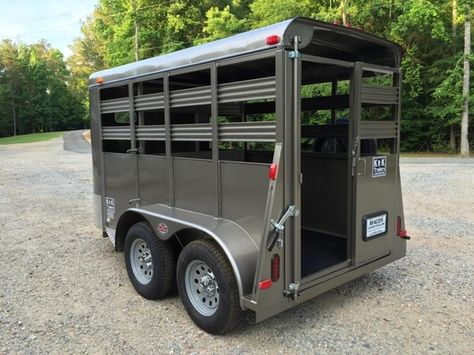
[185,260,219,316]
[130,238,153,285]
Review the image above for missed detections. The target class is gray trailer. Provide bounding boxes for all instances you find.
[89,17,410,334]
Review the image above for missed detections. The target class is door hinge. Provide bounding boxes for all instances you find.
[284,282,300,300]
[129,198,140,206]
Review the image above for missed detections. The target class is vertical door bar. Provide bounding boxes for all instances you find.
[164,74,174,207]
[348,62,362,263]
[128,81,140,204]
[210,63,220,217]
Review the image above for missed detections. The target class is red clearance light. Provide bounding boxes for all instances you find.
[271,254,280,282]
[259,279,273,289]
[96,76,104,85]
[396,216,401,236]
[266,35,280,45]
[269,163,278,180]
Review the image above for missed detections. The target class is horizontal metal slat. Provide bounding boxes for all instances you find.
[218,77,276,103]
[361,85,398,105]
[102,126,131,140]
[219,121,276,142]
[170,86,212,108]
[134,93,165,111]
[171,123,212,141]
[100,98,130,114]
[135,125,166,141]
[359,121,398,139]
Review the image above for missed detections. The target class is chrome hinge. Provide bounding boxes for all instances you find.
[127,148,139,154]
[284,282,300,300]
[266,205,299,251]
[288,50,300,59]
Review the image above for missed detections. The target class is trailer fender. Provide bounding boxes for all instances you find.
[115,205,259,309]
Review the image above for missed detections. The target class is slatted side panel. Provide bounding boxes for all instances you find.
[170,86,212,108]
[359,121,398,139]
[135,125,166,141]
[100,98,129,114]
[134,93,165,111]
[219,121,276,142]
[102,126,131,140]
[361,85,398,105]
[171,123,212,141]
[218,77,276,103]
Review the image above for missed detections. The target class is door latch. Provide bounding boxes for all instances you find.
[266,205,299,251]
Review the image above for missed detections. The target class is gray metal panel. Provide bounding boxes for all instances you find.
[218,121,276,142]
[171,123,212,141]
[134,93,164,111]
[220,162,269,245]
[89,18,402,86]
[170,86,212,108]
[173,158,216,215]
[218,77,276,103]
[354,154,397,265]
[101,97,129,113]
[138,155,169,206]
[135,125,166,141]
[102,126,131,140]
[103,153,136,229]
[361,85,398,105]
[359,121,398,139]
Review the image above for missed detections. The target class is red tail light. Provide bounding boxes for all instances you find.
[271,254,280,282]
[269,163,278,180]
[259,279,272,289]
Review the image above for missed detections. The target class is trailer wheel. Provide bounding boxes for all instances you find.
[177,239,242,334]
[124,222,176,299]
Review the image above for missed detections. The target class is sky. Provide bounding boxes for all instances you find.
[0,0,97,58]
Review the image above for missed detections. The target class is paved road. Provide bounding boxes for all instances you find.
[63,130,91,154]
[401,157,474,164]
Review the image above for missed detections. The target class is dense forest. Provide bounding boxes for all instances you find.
[0,0,472,154]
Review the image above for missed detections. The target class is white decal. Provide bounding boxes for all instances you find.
[372,156,387,178]
[366,214,387,238]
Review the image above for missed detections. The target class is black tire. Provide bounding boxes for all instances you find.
[177,239,242,334]
[124,221,176,299]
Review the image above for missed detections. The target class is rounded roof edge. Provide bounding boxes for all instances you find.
[89,17,402,87]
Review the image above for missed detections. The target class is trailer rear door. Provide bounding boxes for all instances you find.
[351,63,401,266]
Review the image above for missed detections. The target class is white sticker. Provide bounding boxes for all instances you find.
[372,156,386,178]
[105,197,115,220]
[366,213,387,239]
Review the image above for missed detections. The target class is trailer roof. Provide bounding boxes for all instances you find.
[89,17,402,87]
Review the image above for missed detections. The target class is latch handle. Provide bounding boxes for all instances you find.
[266,205,299,251]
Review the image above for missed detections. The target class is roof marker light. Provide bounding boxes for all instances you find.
[96,76,104,84]
[266,35,280,45]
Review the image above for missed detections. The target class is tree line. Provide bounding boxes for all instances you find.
[1,0,472,154]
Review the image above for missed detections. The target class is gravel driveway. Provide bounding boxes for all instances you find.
[0,138,473,354]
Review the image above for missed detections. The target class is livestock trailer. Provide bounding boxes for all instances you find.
[89,17,410,334]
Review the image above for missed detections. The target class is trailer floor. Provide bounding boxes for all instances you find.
[301,229,347,278]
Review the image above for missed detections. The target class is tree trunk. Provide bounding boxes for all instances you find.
[450,0,458,151]
[341,0,348,26]
[460,4,471,157]
[131,0,139,61]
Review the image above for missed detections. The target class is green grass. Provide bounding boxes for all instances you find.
[0,131,63,145]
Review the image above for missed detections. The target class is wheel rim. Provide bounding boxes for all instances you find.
[185,260,219,317]
[130,238,153,285]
